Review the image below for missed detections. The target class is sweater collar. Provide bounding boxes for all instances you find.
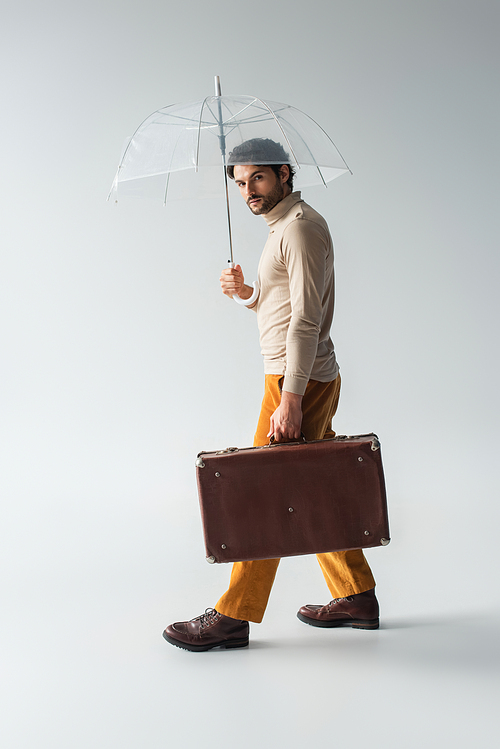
[263,191,303,226]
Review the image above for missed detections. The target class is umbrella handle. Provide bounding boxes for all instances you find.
[228,262,235,268]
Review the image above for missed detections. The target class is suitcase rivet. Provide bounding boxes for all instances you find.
[221,544,227,549]
[206,556,216,564]
[288,507,294,512]
[380,538,390,546]
[196,457,205,468]
[215,472,221,478]
[358,457,364,462]
[364,530,370,535]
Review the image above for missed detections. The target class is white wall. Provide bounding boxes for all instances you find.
[1,1,499,746]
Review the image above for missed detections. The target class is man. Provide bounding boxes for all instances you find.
[163,139,378,652]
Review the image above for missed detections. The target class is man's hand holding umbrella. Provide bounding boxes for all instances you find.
[219,264,252,302]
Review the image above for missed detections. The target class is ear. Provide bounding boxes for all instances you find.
[279,164,290,185]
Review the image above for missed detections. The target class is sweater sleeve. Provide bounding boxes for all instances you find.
[280,219,328,395]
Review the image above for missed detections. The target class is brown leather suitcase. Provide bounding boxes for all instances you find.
[196,433,390,564]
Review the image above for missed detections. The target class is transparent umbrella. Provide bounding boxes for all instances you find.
[108,77,351,264]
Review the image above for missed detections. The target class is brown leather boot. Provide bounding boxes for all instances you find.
[297,588,379,629]
[163,608,249,651]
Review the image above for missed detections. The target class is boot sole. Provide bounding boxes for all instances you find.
[297,612,379,630]
[162,631,249,652]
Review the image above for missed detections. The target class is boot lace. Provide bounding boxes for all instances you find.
[198,608,221,630]
[326,596,354,611]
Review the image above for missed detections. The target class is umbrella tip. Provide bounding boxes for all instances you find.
[214,75,221,96]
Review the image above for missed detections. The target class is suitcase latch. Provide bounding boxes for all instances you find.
[216,447,239,455]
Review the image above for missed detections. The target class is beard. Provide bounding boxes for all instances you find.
[247,177,285,215]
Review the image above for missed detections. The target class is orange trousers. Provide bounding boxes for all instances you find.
[215,374,376,623]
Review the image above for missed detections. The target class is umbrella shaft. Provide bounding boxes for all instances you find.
[215,77,232,263]
[222,159,234,265]
[216,96,226,157]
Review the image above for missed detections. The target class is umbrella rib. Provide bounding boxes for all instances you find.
[163,171,171,205]
[218,99,291,129]
[195,97,211,171]
[108,102,184,193]
[151,112,222,127]
[163,124,187,205]
[250,97,301,167]
[267,110,331,181]
[150,99,293,132]
[217,98,259,126]
[316,166,327,187]
[203,97,280,135]
[226,100,292,127]
[299,110,352,175]
[203,97,257,128]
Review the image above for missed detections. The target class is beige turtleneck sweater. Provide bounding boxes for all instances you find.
[252,191,339,396]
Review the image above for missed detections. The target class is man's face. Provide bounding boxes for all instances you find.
[233,165,288,215]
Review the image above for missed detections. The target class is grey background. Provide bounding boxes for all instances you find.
[1,1,499,747]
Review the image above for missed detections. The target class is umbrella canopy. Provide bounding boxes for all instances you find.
[109,81,350,199]
[108,77,351,261]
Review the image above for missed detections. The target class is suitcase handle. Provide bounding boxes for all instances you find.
[268,432,307,446]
